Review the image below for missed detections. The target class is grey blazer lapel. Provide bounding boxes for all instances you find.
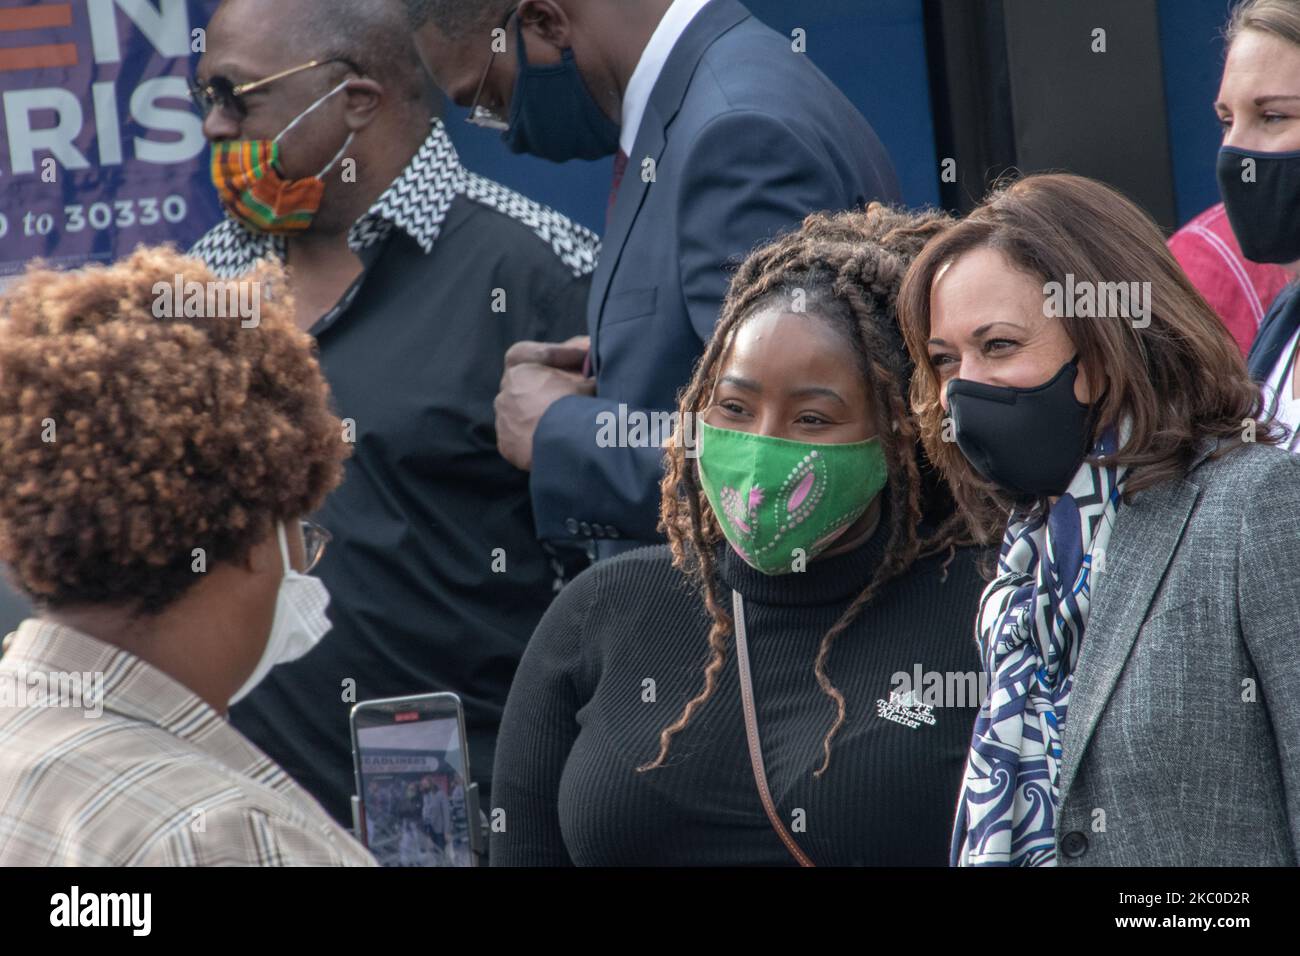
[1056,476,1202,807]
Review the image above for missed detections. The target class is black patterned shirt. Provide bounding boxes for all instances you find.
[190,120,599,827]
[192,119,598,278]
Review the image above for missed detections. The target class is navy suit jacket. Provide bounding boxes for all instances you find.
[530,0,900,556]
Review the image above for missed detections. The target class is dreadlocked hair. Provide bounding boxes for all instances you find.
[637,203,972,779]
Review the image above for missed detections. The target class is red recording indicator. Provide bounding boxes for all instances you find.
[393,711,421,723]
[0,4,78,73]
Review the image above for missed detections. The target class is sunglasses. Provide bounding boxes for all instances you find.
[466,7,519,131]
[300,518,332,574]
[188,58,353,120]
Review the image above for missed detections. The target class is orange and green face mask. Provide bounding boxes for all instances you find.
[210,80,353,235]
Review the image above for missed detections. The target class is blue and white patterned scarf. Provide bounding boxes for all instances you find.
[951,425,1128,866]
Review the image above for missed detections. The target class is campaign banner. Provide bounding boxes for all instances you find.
[0,0,223,279]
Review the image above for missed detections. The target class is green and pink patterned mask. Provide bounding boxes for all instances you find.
[696,421,888,575]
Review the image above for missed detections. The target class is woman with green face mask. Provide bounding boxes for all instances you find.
[490,205,992,867]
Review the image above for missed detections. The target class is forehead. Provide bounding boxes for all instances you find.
[930,247,1044,334]
[717,304,870,398]
[725,304,849,358]
[199,0,313,80]
[419,21,497,76]
[1221,29,1300,97]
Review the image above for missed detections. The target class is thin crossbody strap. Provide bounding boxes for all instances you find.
[731,590,815,867]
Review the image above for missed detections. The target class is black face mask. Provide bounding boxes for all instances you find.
[1216,145,1300,265]
[503,18,620,163]
[946,357,1093,499]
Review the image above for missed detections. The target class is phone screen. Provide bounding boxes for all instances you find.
[353,701,473,867]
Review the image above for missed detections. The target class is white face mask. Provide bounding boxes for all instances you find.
[229,521,333,707]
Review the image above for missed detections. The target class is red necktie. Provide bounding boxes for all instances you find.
[607,149,629,229]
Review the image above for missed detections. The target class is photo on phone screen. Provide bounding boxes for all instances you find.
[351,693,474,867]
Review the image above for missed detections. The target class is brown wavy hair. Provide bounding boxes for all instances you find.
[896,173,1279,545]
[0,246,348,614]
[640,204,972,778]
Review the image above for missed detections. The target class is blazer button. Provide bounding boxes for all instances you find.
[579,521,592,537]
[591,523,605,538]
[607,525,620,539]
[1061,831,1089,859]
[565,518,579,535]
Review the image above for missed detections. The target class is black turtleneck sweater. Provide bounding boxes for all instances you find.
[490,520,988,866]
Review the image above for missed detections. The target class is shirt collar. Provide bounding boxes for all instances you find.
[0,618,291,788]
[345,118,465,256]
[193,119,464,277]
[620,0,712,156]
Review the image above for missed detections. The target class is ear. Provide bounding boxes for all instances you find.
[518,0,571,48]
[341,78,385,132]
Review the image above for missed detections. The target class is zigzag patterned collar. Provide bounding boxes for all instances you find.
[192,119,464,276]
[345,118,463,255]
[192,119,600,281]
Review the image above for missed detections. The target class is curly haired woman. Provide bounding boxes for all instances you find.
[0,247,374,866]
[490,206,990,866]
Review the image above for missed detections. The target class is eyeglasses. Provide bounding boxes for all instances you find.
[188,59,349,120]
[465,7,518,131]
[300,519,332,574]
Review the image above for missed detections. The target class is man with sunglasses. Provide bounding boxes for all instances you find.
[189,0,600,833]
[407,0,899,558]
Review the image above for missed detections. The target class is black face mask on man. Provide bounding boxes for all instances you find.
[503,16,620,163]
[1217,145,1300,265]
[945,357,1094,499]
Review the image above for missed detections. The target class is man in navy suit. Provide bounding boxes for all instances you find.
[409,0,900,556]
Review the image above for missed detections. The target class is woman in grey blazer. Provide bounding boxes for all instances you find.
[896,172,1300,866]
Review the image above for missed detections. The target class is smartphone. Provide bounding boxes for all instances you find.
[349,692,481,867]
